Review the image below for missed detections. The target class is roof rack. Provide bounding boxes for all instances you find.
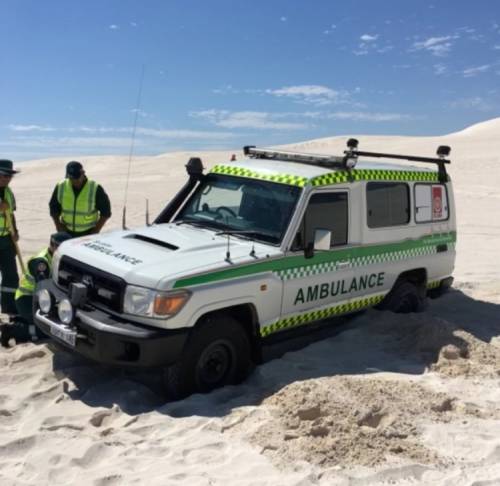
[243,140,451,183]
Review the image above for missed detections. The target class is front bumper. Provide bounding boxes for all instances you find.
[34,280,188,368]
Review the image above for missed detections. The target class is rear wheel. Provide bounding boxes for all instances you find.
[378,281,426,313]
[164,314,252,400]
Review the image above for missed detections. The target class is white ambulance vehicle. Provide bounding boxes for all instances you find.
[34,140,456,398]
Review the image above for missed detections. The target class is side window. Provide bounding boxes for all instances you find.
[366,182,409,228]
[415,183,449,222]
[293,192,348,249]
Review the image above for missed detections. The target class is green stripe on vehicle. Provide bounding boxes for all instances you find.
[173,231,456,288]
[427,280,441,289]
[260,293,386,337]
[311,169,439,186]
[210,165,440,188]
[211,165,309,187]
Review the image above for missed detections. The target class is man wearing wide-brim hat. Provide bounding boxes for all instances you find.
[0,159,20,316]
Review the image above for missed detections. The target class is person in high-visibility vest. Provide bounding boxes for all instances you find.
[49,161,111,238]
[0,232,71,347]
[0,159,20,316]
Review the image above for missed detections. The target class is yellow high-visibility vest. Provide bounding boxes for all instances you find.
[15,248,52,299]
[0,187,15,237]
[57,179,98,232]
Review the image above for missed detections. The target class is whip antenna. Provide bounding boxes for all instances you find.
[122,64,146,229]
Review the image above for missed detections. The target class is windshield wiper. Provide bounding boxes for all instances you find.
[175,219,211,228]
[175,218,231,232]
[215,229,274,241]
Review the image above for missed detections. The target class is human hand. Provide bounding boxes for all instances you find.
[0,201,10,212]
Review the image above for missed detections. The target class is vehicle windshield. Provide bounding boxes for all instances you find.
[174,174,302,245]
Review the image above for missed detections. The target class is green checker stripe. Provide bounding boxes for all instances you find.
[276,242,456,281]
[427,280,441,289]
[311,169,439,187]
[174,232,456,288]
[260,294,385,337]
[211,165,439,189]
[211,165,308,187]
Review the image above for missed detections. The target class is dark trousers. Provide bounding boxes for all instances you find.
[15,295,44,340]
[0,235,19,314]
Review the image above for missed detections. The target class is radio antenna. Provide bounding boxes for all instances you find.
[122,64,146,229]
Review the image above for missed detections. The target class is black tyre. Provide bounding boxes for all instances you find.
[164,314,252,400]
[378,281,426,313]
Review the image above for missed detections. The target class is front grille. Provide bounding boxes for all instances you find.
[57,256,126,312]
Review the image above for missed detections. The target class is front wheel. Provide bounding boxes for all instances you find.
[378,281,426,313]
[164,314,252,400]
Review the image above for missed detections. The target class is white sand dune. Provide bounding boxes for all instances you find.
[1,119,500,485]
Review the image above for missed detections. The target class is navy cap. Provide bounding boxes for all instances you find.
[0,159,19,176]
[66,161,83,179]
[50,232,72,246]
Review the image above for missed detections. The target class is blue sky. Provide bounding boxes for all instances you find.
[1,0,500,161]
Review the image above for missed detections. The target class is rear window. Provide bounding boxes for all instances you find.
[366,182,410,228]
[414,183,449,222]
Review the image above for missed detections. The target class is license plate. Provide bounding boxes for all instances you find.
[49,322,77,347]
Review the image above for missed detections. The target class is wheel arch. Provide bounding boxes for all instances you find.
[191,303,262,363]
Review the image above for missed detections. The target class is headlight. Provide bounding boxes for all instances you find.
[123,285,190,318]
[58,299,74,325]
[37,289,53,314]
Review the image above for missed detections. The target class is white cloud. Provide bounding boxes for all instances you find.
[360,34,378,42]
[463,64,491,77]
[136,127,237,139]
[377,45,394,53]
[8,124,56,132]
[324,111,412,122]
[280,16,287,22]
[493,45,500,50]
[293,111,412,122]
[433,63,447,75]
[6,125,236,141]
[3,136,133,149]
[190,110,308,130]
[449,97,492,111]
[130,22,137,27]
[412,36,456,56]
[266,85,350,106]
[109,24,119,30]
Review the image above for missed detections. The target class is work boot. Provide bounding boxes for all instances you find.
[1,324,12,348]
[10,323,31,344]
[0,323,31,347]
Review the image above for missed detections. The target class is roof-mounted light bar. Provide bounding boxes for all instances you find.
[243,145,346,169]
[244,140,451,183]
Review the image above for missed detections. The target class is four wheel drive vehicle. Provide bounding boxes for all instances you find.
[34,141,456,398]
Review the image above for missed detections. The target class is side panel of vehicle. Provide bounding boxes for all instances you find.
[162,270,283,331]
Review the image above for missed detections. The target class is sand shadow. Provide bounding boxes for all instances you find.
[49,288,500,417]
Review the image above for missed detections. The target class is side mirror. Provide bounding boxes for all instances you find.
[304,229,331,259]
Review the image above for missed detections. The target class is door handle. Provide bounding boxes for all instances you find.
[337,260,350,269]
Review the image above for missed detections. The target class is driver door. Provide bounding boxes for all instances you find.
[281,190,354,322]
